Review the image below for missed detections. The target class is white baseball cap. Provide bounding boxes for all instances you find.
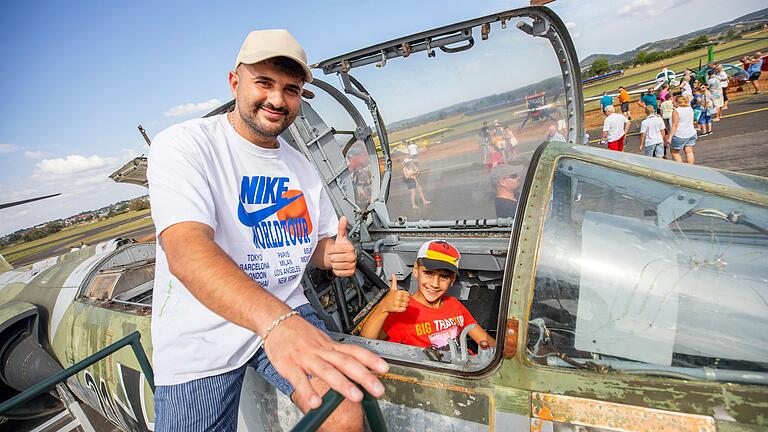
[235,29,313,82]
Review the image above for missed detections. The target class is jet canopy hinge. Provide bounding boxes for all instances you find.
[353,125,373,142]
[656,191,702,228]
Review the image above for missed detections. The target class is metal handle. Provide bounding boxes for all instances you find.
[0,331,154,415]
[290,385,388,432]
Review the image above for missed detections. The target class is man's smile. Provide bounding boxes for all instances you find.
[260,107,285,117]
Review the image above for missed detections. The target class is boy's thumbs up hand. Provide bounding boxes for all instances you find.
[381,273,410,313]
[328,217,356,277]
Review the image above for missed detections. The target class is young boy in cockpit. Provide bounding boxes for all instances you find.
[360,240,495,351]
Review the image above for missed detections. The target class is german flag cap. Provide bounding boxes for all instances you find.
[417,240,461,274]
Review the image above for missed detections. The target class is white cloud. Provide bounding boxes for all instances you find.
[24,150,49,158]
[565,21,577,29]
[618,0,692,18]
[120,147,143,159]
[0,143,17,153]
[37,154,116,175]
[164,98,223,117]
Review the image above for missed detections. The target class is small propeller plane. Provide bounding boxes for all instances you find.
[2,5,767,432]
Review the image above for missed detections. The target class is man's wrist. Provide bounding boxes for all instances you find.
[262,310,299,341]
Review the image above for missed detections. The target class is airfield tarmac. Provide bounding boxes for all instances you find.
[385,92,768,222]
[595,92,768,177]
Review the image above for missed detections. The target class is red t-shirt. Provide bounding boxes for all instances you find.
[382,296,477,349]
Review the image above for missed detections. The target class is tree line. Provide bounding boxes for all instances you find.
[584,23,762,79]
[0,197,150,247]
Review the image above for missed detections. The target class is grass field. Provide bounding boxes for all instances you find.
[80,216,153,244]
[0,209,152,263]
[584,35,768,98]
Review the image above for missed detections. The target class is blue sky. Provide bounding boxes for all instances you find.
[1,0,765,235]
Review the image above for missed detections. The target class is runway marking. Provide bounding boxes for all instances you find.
[588,105,768,143]
[721,106,768,118]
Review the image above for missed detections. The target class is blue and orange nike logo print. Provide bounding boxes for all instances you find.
[238,193,302,227]
[238,175,314,250]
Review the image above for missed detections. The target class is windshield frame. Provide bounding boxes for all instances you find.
[311,6,584,229]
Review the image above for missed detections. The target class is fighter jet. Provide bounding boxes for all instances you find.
[2,5,767,431]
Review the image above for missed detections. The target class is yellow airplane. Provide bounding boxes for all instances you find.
[389,128,454,152]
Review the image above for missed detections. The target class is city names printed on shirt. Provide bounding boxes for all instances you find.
[238,247,312,288]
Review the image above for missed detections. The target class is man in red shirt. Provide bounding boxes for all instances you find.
[360,240,495,351]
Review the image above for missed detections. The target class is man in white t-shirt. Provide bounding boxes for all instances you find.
[601,105,631,151]
[407,142,418,157]
[638,105,667,158]
[148,30,387,432]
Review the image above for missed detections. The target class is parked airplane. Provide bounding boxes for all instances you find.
[2,5,766,432]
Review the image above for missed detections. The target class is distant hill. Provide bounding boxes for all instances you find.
[386,8,767,133]
[580,7,768,68]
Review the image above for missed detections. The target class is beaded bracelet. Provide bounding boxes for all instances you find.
[263,311,299,341]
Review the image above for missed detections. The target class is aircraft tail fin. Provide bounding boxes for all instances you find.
[0,253,12,272]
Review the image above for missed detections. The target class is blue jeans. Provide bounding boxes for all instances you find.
[643,143,664,157]
[670,134,697,151]
[154,303,328,432]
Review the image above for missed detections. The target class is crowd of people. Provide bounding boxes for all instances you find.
[600,51,766,164]
[479,120,520,171]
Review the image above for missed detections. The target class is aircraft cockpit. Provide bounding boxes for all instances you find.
[78,242,156,313]
[258,7,586,374]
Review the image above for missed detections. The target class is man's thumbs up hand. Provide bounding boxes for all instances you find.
[336,217,348,241]
[328,216,357,277]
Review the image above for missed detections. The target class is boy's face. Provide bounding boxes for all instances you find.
[413,263,457,304]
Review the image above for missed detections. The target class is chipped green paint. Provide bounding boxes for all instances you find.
[380,373,489,424]
[65,299,155,422]
[493,142,768,429]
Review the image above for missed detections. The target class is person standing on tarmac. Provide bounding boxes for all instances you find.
[601,105,630,152]
[715,65,729,111]
[666,95,698,164]
[147,30,387,432]
[618,86,631,120]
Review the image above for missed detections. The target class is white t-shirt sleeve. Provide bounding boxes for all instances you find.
[148,126,217,236]
[316,186,339,240]
[640,120,649,135]
[602,119,610,132]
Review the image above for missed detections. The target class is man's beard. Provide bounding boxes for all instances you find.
[237,99,296,138]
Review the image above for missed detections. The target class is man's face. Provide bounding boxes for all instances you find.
[414,264,456,305]
[230,62,304,138]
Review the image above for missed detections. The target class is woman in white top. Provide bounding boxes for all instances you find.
[716,65,729,111]
[679,72,693,100]
[665,95,697,164]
